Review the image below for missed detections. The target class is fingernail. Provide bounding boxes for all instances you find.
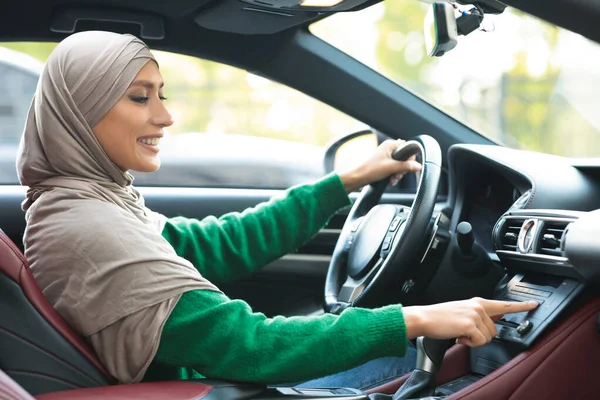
[528,301,539,307]
[411,161,422,171]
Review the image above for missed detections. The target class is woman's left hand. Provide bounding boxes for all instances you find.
[337,139,422,193]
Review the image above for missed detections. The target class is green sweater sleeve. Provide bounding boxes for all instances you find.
[153,289,408,384]
[161,173,351,284]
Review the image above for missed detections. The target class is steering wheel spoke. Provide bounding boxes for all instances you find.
[337,258,384,303]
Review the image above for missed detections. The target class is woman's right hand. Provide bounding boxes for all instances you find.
[402,297,539,347]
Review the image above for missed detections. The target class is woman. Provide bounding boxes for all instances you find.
[16,31,537,389]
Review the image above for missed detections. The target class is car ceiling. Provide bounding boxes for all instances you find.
[2,0,600,57]
[503,0,600,45]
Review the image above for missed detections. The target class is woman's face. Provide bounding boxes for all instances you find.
[92,60,173,172]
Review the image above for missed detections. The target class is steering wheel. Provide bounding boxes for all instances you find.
[324,135,442,313]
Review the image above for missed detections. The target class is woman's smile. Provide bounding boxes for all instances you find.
[137,136,162,153]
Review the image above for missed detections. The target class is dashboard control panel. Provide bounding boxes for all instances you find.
[494,272,583,348]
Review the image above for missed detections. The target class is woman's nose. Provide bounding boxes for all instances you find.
[153,101,174,127]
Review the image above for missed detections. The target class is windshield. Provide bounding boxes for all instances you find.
[312,0,600,158]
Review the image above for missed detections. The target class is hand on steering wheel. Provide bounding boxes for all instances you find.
[337,139,422,193]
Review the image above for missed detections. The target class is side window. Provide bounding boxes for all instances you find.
[0,64,38,147]
[0,56,39,144]
[0,43,365,188]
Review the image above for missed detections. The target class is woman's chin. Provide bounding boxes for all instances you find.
[132,159,161,173]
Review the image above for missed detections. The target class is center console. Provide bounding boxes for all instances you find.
[423,208,599,398]
[493,272,583,348]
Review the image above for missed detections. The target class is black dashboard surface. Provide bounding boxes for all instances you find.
[447,144,600,253]
[448,144,600,212]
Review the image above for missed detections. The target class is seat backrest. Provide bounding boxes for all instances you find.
[0,229,114,396]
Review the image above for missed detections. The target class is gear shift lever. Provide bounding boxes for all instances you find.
[392,337,454,399]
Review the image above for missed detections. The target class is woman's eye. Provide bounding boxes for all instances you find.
[159,95,168,101]
[130,96,149,104]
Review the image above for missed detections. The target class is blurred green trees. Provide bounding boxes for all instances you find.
[320,0,600,157]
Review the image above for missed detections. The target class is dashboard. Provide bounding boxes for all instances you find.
[443,144,600,349]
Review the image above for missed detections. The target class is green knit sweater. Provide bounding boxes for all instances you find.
[144,173,408,384]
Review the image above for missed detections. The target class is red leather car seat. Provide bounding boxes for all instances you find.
[0,229,113,396]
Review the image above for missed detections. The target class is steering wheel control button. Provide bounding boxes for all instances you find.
[382,234,393,251]
[347,205,396,279]
[389,216,402,232]
[344,234,354,251]
[516,320,533,336]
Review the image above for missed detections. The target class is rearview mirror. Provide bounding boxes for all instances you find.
[424,2,458,57]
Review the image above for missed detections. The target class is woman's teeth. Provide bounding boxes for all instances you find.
[138,138,160,146]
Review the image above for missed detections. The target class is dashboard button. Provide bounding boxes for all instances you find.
[516,320,533,336]
[529,288,552,298]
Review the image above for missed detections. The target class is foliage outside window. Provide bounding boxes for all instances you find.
[312,0,600,158]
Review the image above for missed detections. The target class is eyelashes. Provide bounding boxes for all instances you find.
[129,95,168,104]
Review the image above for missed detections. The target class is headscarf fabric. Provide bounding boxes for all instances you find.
[16,31,219,383]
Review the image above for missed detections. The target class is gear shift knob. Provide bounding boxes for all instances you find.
[416,337,454,374]
[392,338,453,400]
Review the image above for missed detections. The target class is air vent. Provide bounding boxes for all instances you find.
[538,221,570,256]
[500,218,525,251]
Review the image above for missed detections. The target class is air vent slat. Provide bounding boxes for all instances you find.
[538,221,569,256]
[499,219,525,251]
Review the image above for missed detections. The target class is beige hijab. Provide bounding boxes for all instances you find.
[16,31,219,383]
